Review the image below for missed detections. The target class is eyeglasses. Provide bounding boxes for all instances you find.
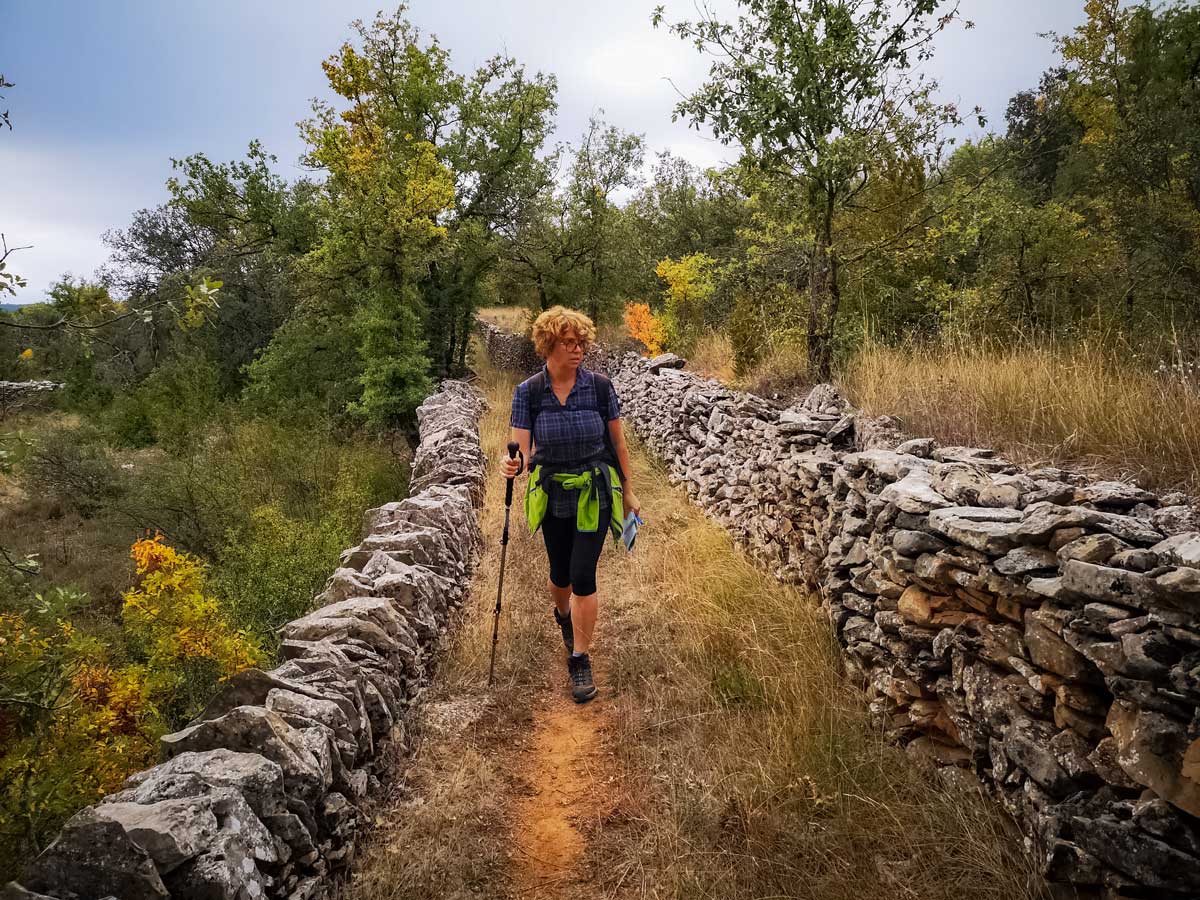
[559,339,588,352]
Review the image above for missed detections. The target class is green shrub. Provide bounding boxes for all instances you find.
[211,437,405,648]
[100,352,222,452]
[20,425,125,517]
[138,351,222,455]
[102,392,157,448]
[213,502,348,648]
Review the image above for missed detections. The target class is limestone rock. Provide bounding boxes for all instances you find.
[117,750,288,822]
[647,352,685,373]
[1074,481,1156,508]
[1107,700,1200,817]
[995,546,1059,576]
[1152,532,1200,568]
[93,799,218,874]
[1025,608,1101,683]
[22,808,169,900]
[1152,506,1199,537]
[926,506,1023,555]
[160,707,327,803]
[1057,533,1130,565]
[1060,559,1157,607]
[879,469,950,514]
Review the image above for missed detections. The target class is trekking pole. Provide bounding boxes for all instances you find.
[488,441,520,686]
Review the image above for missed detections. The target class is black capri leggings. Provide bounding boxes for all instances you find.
[541,505,612,597]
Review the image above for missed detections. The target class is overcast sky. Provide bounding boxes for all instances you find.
[3,1,1096,304]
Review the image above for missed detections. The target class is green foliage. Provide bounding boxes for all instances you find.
[657,0,974,380]
[497,116,645,324]
[241,308,363,428]
[212,438,392,649]
[348,286,434,429]
[57,352,115,413]
[212,502,345,648]
[102,391,157,448]
[144,352,222,452]
[727,289,806,377]
[100,351,222,453]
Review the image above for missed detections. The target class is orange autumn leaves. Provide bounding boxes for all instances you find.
[624,302,667,356]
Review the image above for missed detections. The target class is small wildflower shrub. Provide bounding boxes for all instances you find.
[122,533,263,724]
[624,302,668,356]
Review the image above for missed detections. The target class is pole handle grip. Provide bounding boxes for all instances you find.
[504,441,519,506]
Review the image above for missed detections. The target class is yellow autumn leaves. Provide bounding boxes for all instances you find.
[622,253,718,356]
[0,533,260,833]
[123,532,263,677]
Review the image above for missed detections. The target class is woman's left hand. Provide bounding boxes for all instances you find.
[623,489,642,518]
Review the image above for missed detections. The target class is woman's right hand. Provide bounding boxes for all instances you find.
[500,452,523,479]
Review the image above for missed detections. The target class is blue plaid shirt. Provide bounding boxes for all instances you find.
[510,364,622,518]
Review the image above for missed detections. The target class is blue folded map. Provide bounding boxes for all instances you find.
[621,510,644,551]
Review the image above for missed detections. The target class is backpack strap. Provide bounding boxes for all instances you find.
[528,369,546,439]
[592,372,625,483]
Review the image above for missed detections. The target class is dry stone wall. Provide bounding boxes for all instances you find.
[5,380,488,900]
[479,319,1200,899]
[0,380,61,415]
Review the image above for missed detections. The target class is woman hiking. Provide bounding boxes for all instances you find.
[500,305,642,703]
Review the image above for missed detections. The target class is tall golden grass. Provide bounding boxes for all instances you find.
[842,338,1200,494]
[477,305,533,334]
[686,330,737,384]
[593,443,1047,900]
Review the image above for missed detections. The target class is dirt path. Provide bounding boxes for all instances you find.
[348,353,629,900]
[509,683,614,898]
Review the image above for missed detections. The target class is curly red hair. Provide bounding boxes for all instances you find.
[530,305,596,358]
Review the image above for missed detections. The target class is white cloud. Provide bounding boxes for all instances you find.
[3,142,173,302]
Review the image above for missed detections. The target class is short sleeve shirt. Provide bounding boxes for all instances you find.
[510,364,621,518]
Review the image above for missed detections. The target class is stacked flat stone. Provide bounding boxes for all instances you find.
[0,380,61,408]
[6,380,487,900]
[586,346,1200,898]
[474,320,541,374]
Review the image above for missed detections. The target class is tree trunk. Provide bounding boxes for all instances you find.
[457,302,473,372]
[444,306,457,377]
[587,258,600,321]
[806,206,840,383]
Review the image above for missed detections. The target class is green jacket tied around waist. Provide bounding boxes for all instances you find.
[525,462,624,541]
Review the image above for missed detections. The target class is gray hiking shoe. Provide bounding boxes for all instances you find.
[568,653,597,703]
[554,607,574,654]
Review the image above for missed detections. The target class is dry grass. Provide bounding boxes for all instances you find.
[842,339,1200,494]
[592,445,1048,900]
[686,330,737,384]
[0,409,140,610]
[735,341,814,405]
[477,306,533,335]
